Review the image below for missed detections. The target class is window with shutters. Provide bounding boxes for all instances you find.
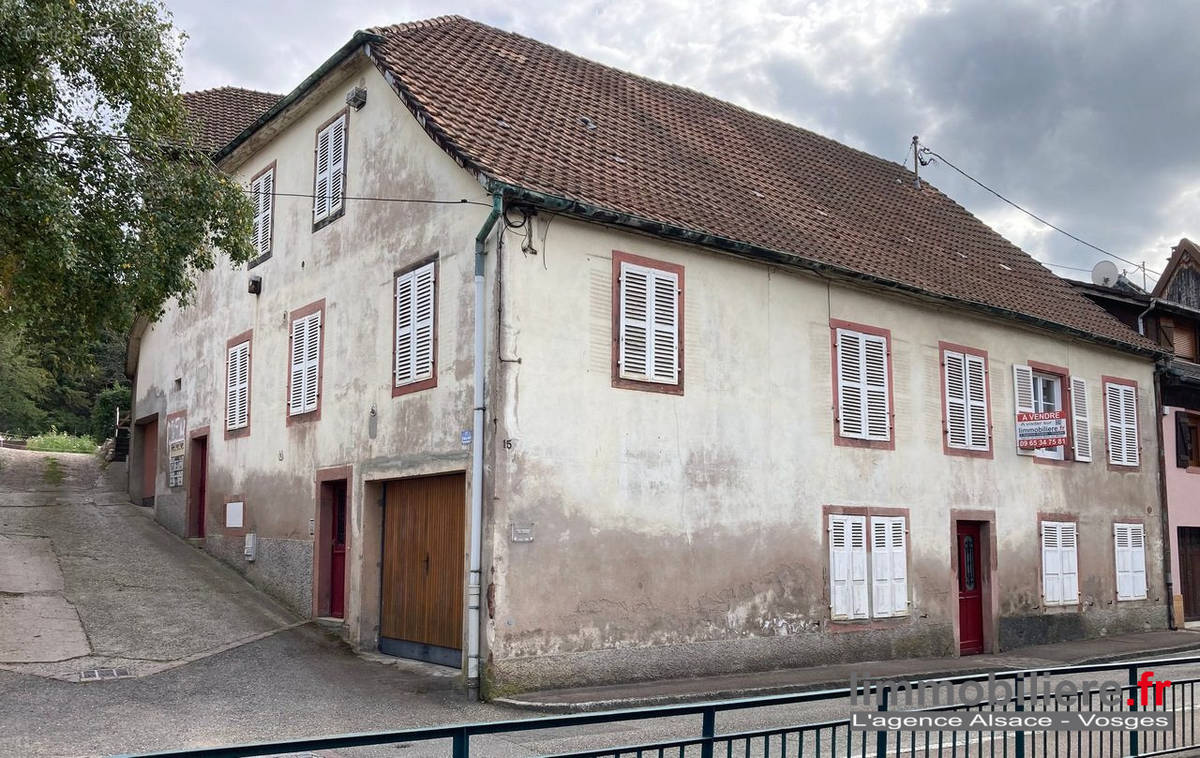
[827,509,909,622]
[612,251,684,395]
[393,260,437,396]
[1013,362,1085,463]
[828,514,869,620]
[940,343,990,457]
[1177,411,1200,469]
[1114,522,1148,601]
[1103,377,1140,468]
[248,162,275,267]
[313,111,348,229]
[287,300,325,422]
[831,321,893,449]
[1041,520,1079,606]
[224,331,252,439]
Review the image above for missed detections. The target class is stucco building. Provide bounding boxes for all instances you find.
[128,16,1168,695]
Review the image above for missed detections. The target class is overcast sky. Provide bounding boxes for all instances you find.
[167,0,1200,288]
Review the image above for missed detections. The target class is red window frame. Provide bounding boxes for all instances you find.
[392,258,438,397]
[1101,375,1141,472]
[939,342,992,459]
[1026,360,1074,466]
[829,319,895,450]
[611,250,685,396]
[224,329,253,440]
[287,299,326,425]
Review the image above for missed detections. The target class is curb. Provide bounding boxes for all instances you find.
[494,637,1200,714]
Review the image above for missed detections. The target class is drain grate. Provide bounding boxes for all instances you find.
[78,667,132,682]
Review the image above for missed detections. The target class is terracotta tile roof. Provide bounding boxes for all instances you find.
[182,87,281,154]
[364,16,1153,351]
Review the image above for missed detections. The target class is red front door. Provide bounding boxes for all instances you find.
[189,436,207,538]
[141,420,158,506]
[330,485,347,619]
[957,522,984,655]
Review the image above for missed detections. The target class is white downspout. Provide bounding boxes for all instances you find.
[468,194,502,694]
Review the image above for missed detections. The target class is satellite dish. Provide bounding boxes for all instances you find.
[1092,260,1120,286]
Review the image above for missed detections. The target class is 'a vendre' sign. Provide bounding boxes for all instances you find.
[1016,410,1067,449]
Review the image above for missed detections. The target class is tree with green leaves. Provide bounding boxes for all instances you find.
[0,0,254,363]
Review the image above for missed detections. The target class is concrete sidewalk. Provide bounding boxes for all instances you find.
[497,629,1200,712]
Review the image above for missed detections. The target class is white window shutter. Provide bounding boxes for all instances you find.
[829,516,850,619]
[889,517,908,616]
[1131,524,1147,599]
[289,318,307,415]
[328,116,346,216]
[965,354,989,450]
[314,128,331,220]
[871,517,892,617]
[618,263,679,385]
[394,273,414,385]
[1106,383,1139,466]
[619,263,650,380]
[650,271,679,383]
[837,330,865,438]
[225,341,249,431]
[250,169,273,256]
[1060,522,1079,603]
[944,351,969,448]
[1070,376,1092,462]
[862,335,890,440]
[395,263,436,387]
[1014,364,1035,456]
[1114,523,1133,600]
[1042,522,1062,605]
[849,516,869,619]
[303,312,320,412]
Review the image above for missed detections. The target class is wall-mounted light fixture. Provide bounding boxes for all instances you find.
[346,86,367,110]
[248,275,262,295]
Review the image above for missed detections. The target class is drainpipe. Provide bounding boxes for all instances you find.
[1137,298,1158,336]
[468,193,503,693]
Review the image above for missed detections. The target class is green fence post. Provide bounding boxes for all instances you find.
[876,685,889,758]
[453,728,469,758]
[701,706,716,758]
[1129,666,1140,757]
[1015,690,1025,758]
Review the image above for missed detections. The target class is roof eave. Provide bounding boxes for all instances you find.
[489,181,1164,360]
[210,31,385,165]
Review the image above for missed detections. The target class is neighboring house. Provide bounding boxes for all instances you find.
[181,87,282,154]
[1076,239,1200,629]
[128,16,1167,696]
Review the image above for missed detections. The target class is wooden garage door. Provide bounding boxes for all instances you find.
[380,473,465,667]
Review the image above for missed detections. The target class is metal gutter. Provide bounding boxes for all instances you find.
[487,180,1165,360]
[467,194,503,692]
[210,31,385,165]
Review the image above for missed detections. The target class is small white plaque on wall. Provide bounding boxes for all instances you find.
[226,501,244,529]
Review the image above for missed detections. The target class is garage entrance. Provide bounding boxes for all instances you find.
[379,473,465,667]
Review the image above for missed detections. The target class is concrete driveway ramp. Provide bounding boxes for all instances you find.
[0,594,89,663]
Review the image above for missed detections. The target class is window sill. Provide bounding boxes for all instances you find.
[286,409,321,426]
[247,251,272,270]
[312,207,345,233]
[944,444,993,459]
[826,615,911,633]
[834,434,894,451]
[393,376,437,397]
[612,376,684,396]
[1106,461,1142,473]
[1116,596,1149,602]
[1032,455,1073,467]
[224,426,251,441]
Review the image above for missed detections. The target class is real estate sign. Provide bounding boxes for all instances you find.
[1016,410,1067,449]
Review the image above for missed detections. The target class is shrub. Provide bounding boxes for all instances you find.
[90,382,131,442]
[26,428,97,454]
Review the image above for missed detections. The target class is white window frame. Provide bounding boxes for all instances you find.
[1032,372,1065,460]
[1105,380,1140,467]
[835,328,891,442]
[617,259,680,386]
[289,311,321,416]
[395,261,436,389]
[944,349,989,452]
[1041,520,1079,606]
[250,166,273,257]
[225,340,250,432]
[1114,522,1147,601]
[313,113,347,223]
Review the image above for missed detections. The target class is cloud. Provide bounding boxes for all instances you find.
[165,0,1199,282]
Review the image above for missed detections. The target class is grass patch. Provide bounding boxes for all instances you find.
[43,458,64,486]
[27,430,97,454]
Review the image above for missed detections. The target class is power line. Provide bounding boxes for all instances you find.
[244,189,494,207]
[918,144,1161,279]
